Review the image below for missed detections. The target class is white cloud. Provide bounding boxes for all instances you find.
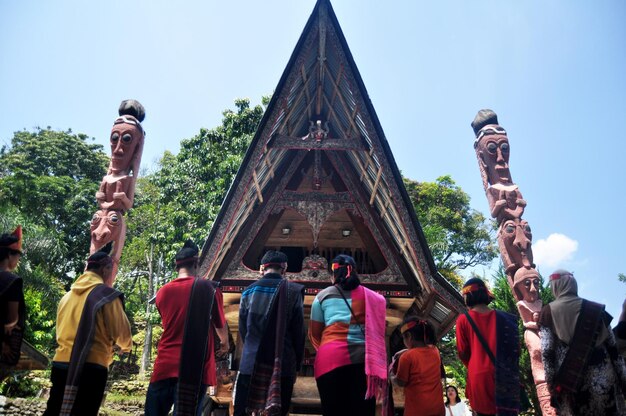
[533,233,578,269]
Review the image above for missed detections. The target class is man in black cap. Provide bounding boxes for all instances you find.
[145,240,226,416]
[44,245,132,416]
[233,250,305,416]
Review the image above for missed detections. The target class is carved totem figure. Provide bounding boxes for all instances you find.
[473,110,527,223]
[90,209,126,263]
[96,100,145,212]
[89,100,145,281]
[497,218,535,280]
[472,110,555,415]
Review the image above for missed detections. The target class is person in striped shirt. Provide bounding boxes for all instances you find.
[309,254,386,416]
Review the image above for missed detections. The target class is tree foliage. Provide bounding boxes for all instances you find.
[404,175,497,288]
[0,128,109,278]
[124,98,266,266]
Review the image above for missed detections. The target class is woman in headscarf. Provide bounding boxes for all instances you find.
[308,254,387,416]
[539,269,626,415]
[0,226,26,367]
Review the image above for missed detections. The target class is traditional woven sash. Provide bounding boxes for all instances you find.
[553,299,605,393]
[60,284,122,416]
[494,311,520,415]
[463,311,520,416]
[246,279,287,416]
[0,271,25,366]
[175,278,218,415]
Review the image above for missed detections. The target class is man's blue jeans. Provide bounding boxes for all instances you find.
[144,377,208,416]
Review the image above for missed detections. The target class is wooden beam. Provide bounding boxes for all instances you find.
[369,166,383,205]
[300,64,312,120]
[264,156,275,180]
[323,61,360,134]
[280,191,351,203]
[270,134,367,151]
[252,171,264,204]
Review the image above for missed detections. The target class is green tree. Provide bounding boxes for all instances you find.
[149,98,266,256]
[404,175,497,288]
[0,128,109,279]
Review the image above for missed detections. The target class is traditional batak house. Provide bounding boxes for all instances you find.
[198,0,464,412]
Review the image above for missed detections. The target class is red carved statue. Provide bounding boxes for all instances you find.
[497,218,534,278]
[472,109,556,415]
[96,100,145,212]
[90,100,145,282]
[473,110,526,223]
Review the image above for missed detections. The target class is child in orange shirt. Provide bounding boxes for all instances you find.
[390,318,445,416]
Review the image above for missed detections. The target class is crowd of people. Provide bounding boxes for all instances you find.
[1,226,626,416]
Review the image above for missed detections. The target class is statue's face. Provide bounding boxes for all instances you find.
[90,209,123,248]
[499,218,533,269]
[514,268,540,302]
[109,120,142,173]
[477,128,511,184]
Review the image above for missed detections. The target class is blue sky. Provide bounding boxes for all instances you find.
[1,1,625,318]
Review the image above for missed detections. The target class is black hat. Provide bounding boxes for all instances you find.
[87,242,113,268]
[175,239,199,265]
[471,109,499,137]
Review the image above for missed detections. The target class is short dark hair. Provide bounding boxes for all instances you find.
[175,240,199,270]
[260,250,288,271]
[462,277,493,307]
[0,234,20,262]
[401,316,436,345]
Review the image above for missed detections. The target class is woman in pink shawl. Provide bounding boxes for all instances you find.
[309,255,387,416]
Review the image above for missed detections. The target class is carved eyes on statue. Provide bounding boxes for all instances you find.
[91,212,120,226]
[486,141,509,155]
[503,221,531,236]
[110,133,132,144]
[524,278,540,290]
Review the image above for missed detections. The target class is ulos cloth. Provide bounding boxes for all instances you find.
[396,345,445,416]
[151,276,225,386]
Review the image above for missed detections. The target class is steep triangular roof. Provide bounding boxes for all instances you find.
[199,0,463,332]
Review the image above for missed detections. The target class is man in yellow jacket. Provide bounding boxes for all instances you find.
[44,246,132,416]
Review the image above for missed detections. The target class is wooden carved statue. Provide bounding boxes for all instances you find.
[472,109,556,415]
[513,267,541,329]
[89,100,145,281]
[473,109,526,223]
[497,218,535,279]
[96,100,145,212]
[90,209,126,265]
[512,267,553,414]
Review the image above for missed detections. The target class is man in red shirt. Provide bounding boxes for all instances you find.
[145,240,226,416]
